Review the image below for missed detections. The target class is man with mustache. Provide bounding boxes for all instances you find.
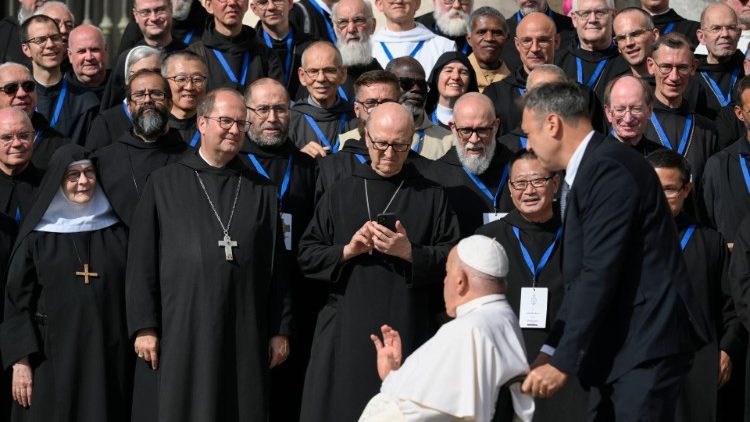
[613,7,659,79]
[640,0,699,47]
[423,92,514,237]
[465,7,511,92]
[241,78,318,422]
[65,25,110,100]
[21,15,99,145]
[416,0,474,55]
[502,0,574,71]
[162,50,208,146]
[95,70,190,227]
[118,0,210,54]
[332,0,383,101]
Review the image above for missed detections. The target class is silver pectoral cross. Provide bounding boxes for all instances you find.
[218,233,238,261]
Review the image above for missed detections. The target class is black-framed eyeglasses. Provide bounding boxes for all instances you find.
[650,60,691,76]
[613,28,650,44]
[334,16,371,30]
[398,77,428,93]
[204,116,251,132]
[24,33,64,45]
[509,176,553,191]
[355,98,397,112]
[453,126,494,139]
[64,168,97,182]
[166,75,208,87]
[130,89,167,103]
[301,67,340,79]
[366,133,411,152]
[0,81,36,95]
[0,131,34,144]
[247,104,290,118]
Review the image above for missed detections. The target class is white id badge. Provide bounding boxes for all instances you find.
[483,212,507,224]
[519,287,548,329]
[281,213,292,251]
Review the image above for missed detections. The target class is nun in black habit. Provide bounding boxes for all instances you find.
[425,52,479,130]
[0,145,133,422]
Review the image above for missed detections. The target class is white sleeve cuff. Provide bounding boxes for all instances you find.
[540,345,556,356]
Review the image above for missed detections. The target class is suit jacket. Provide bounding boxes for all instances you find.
[549,133,711,386]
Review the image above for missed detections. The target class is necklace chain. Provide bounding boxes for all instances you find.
[194,170,242,236]
[364,178,405,221]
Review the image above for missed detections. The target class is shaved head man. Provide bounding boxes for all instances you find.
[604,74,664,156]
[67,24,109,89]
[613,8,659,78]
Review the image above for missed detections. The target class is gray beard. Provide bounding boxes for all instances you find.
[134,105,169,139]
[337,39,373,67]
[455,140,496,174]
[434,9,469,37]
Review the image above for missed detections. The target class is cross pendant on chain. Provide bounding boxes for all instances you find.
[218,233,238,261]
[75,263,99,284]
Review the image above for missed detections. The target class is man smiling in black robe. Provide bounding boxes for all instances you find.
[0,109,44,224]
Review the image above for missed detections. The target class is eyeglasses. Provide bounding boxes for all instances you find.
[454,126,494,139]
[133,6,170,18]
[215,0,248,3]
[335,16,371,30]
[0,81,36,95]
[702,25,741,35]
[0,131,34,144]
[366,133,411,152]
[254,0,287,7]
[650,60,692,76]
[52,18,74,31]
[301,67,340,79]
[65,168,97,182]
[166,75,208,87]
[610,106,646,118]
[663,185,684,198]
[204,116,251,132]
[247,104,290,118]
[441,0,471,5]
[515,36,554,49]
[23,33,64,45]
[130,89,167,103]
[398,77,428,93]
[355,98,397,112]
[572,8,612,19]
[509,176,553,191]
[613,28,650,44]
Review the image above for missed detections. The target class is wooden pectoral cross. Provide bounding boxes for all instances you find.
[75,264,99,284]
[218,233,238,261]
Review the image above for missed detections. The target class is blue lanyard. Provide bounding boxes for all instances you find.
[517,87,526,96]
[355,153,367,164]
[14,206,20,222]
[431,111,438,125]
[189,131,200,147]
[650,113,693,155]
[680,225,696,251]
[379,40,425,61]
[212,50,250,86]
[512,226,563,283]
[248,153,294,202]
[309,0,336,42]
[34,130,42,145]
[263,29,294,86]
[462,164,509,210]
[338,86,349,102]
[49,78,67,128]
[520,136,527,149]
[739,154,750,194]
[183,30,194,44]
[303,114,346,153]
[576,57,608,88]
[412,129,425,152]
[461,43,469,55]
[122,98,133,122]
[663,22,675,34]
[701,68,740,107]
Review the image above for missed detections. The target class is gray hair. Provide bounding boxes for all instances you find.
[34,1,76,24]
[124,46,162,79]
[467,7,507,34]
[602,74,654,107]
[526,64,568,90]
[332,0,374,19]
[571,0,615,12]
[0,62,32,76]
[523,81,589,123]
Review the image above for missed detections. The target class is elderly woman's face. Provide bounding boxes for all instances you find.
[62,162,97,204]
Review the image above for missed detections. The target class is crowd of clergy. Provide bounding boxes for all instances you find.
[1,0,750,419]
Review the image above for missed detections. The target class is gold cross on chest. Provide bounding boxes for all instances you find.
[75,264,99,284]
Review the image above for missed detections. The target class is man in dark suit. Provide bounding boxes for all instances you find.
[519,81,710,421]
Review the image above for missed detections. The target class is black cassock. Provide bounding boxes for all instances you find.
[238,139,319,422]
[126,152,291,422]
[85,103,133,151]
[0,213,20,422]
[117,0,209,55]
[501,7,575,72]
[0,164,43,224]
[674,213,745,422]
[338,59,383,104]
[289,99,357,152]
[35,77,99,145]
[702,136,750,243]
[168,114,199,147]
[289,0,336,44]
[476,209,589,422]
[30,112,69,172]
[422,144,515,237]
[555,43,630,102]
[651,9,700,48]
[298,163,460,422]
[258,24,316,101]
[693,51,745,121]
[96,128,190,226]
[728,215,750,422]
[715,102,744,150]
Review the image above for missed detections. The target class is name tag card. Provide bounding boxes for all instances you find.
[519,287,548,329]
[483,212,507,224]
[281,213,292,251]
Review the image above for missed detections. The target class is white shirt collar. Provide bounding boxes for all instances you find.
[313,0,332,15]
[564,130,595,188]
[455,294,506,318]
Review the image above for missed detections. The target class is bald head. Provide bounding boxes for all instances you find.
[0,63,36,116]
[386,56,426,80]
[516,12,559,72]
[365,102,414,177]
[367,102,415,134]
[0,108,33,129]
[0,107,34,175]
[68,24,108,86]
[301,41,344,68]
[527,64,568,90]
[699,3,740,63]
[454,92,495,121]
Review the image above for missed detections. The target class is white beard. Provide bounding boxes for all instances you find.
[337,38,373,67]
[172,0,193,20]
[434,9,470,37]
[456,140,496,174]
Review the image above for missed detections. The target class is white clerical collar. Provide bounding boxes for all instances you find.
[313,0,332,15]
[455,294,506,318]
[564,130,595,188]
[435,103,453,126]
[648,7,672,16]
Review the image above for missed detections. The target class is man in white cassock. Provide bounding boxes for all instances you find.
[360,235,535,422]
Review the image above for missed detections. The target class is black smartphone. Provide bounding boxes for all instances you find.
[376,213,398,231]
